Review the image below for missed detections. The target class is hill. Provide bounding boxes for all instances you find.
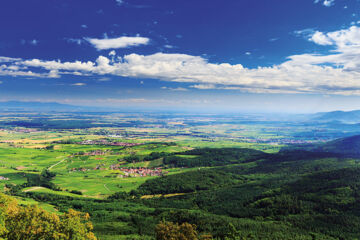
[0,101,89,112]
[315,134,360,157]
[283,134,360,158]
[311,110,360,123]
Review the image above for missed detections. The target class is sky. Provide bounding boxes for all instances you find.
[1,0,360,113]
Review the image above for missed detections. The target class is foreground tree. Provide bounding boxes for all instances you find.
[155,221,199,240]
[0,193,96,240]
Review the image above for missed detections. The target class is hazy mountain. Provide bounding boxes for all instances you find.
[311,110,360,123]
[0,101,89,112]
[314,134,360,157]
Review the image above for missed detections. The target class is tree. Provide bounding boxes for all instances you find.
[0,193,17,236]
[5,205,62,239]
[58,209,97,240]
[0,193,96,240]
[155,221,198,240]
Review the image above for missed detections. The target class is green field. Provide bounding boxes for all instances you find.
[1,112,360,239]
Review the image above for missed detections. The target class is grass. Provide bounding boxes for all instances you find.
[22,186,86,198]
[14,196,59,213]
[0,121,295,199]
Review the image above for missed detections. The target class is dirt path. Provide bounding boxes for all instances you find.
[48,157,67,170]
[103,184,111,192]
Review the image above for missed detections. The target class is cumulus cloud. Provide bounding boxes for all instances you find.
[85,36,150,50]
[323,0,335,7]
[0,57,21,63]
[305,26,360,71]
[71,83,86,86]
[309,31,333,45]
[164,45,175,49]
[314,0,335,7]
[190,84,217,90]
[0,64,44,77]
[309,26,360,47]
[161,86,188,91]
[2,26,360,95]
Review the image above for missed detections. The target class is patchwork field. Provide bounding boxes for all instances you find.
[1,112,360,239]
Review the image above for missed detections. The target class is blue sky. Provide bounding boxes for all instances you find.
[1,0,360,112]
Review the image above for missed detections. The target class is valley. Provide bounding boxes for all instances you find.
[0,110,360,239]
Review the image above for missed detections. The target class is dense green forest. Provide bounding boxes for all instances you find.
[5,136,360,239]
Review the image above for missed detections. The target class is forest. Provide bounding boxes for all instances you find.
[1,112,360,239]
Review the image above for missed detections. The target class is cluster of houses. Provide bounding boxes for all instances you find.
[73,150,113,156]
[70,163,107,172]
[0,176,9,181]
[78,139,142,147]
[0,128,39,134]
[115,167,166,178]
[70,164,166,178]
[13,128,39,133]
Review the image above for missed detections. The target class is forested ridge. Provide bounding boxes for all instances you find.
[4,135,360,239]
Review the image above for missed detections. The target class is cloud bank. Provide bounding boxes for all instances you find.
[85,36,150,50]
[1,26,360,95]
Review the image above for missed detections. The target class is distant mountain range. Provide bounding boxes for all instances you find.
[316,134,360,157]
[0,101,90,112]
[2,101,360,123]
[286,134,360,158]
[311,110,360,123]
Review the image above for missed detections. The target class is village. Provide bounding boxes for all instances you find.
[73,149,114,156]
[78,139,143,147]
[70,164,166,178]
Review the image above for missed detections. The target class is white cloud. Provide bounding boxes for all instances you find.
[164,45,175,49]
[71,83,86,86]
[314,0,335,7]
[1,49,360,94]
[98,77,111,82]
[2,26,360,95]
[161,86,188,91]
[0,57,21,63]
[85,36,150,50]
[66,38,83,45]
[293,28,315,38]
[190,84,217,90]
[0,64,44,77]
[30,39,38,45]
[269,38,279,42]
[323,0,335,7]
[21,58,96,72]
[309,31,333,45]
[81,24,88,28]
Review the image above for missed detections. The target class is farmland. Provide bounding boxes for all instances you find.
[1,111,360,239]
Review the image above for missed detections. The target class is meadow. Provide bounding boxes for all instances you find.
[1,112,360,239]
